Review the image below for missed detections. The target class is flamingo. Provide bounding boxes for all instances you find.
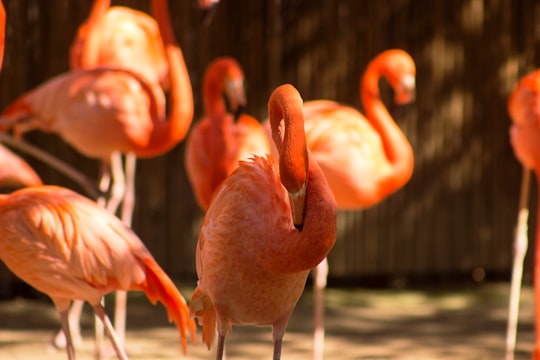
[71,0,169,90]
[69,0,171,214]
[0,0,193,350]
[508,69,540,359]
[189,84,337,360]
[0,144,42,188]
[300,49,415,359]
[185,56,271,210]
[61,0,177,350]
[0,0,41,188]
[0,185,196,360]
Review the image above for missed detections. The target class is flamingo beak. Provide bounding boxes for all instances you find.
[225,78,247,120]
[288,183,306,231]
[394,74,416,105]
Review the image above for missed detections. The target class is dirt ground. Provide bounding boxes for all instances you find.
[0,281,535,359]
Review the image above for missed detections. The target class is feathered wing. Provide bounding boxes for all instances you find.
[0,186,196,352]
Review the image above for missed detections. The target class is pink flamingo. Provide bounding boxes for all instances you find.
[302,49,415,359]
[185,56,271,210]
[189,84,337,360]
[0,185,196,360]
[508,69,540,360]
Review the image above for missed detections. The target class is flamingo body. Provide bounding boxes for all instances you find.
[1,68,163,160]
[0,185,196,356]
[71,1,168,88]
[509,70,540,171]
[303,100,396,207]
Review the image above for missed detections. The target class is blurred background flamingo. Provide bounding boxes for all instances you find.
[508,69,540,359]
[185,56,270,210]
[56,0,179,351]
[0,0,193,352]
[0,0,41,189]
[300,49,416,359]
[189,84,336,360]
[0,185,196,360]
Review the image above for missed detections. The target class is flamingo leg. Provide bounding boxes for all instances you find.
[120,152,136,226]
[104,151,126,215]
[272,313,292,360]
[59,308,76,360]
[51,300,84,350]
[215,333,226,360]
[95,153,129,358]
[313,257,328,360]
[92,303,129,360]
[112,152,137,346]
[505,168,531,360]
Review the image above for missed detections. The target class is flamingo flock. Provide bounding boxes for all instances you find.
[0,1,536,360]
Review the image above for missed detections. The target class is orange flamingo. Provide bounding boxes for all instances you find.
[0,0,193,350]
[189,84,337,360]
[0,0,41,188]
[62,0,177,350]
[185,57,271,210]
[508,69,540,360]
[301,49,415,359]
[71,0,169,90]
[0,185,196,360]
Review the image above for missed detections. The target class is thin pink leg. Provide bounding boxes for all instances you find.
[313,257,328,360]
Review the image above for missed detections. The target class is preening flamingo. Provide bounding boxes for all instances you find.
[508,69,540,360]
[189,84,337,360]
[0,185,196,360]
[185,57,271,210]
[302,49,415,359]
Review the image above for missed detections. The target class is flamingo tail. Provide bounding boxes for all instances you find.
[141,257,197,354]
[189,287,217,350]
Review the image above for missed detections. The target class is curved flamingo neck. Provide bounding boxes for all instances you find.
[266,85,336,273]
[268,85,308,194]
[203,62,232,121]
[361,56,414,192]
[138,0,193,157]
[75,0,110,69]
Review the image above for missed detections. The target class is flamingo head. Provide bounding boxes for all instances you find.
[508,70,540,126]
[224,75,247,120]
[0,99,40,137]
[379,49,416,105]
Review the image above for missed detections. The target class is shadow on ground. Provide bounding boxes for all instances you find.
[0,281,535,359]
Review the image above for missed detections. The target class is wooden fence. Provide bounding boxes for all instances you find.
[0,0,538,285]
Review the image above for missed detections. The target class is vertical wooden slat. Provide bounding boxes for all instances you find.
[0,0,536,282]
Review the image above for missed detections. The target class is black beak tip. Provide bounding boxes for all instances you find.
[234,104,246,120]
[294,223,304,231]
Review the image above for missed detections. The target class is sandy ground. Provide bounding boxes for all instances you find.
[0,282,535,359]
